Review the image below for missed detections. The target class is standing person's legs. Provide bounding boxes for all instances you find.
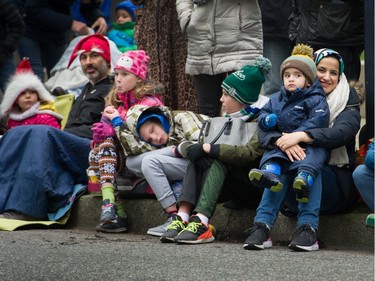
[194,73,227,117]
[0,56,16,93]
[263,36,292,96]
[18,37,45,82]
[40,40,66,79]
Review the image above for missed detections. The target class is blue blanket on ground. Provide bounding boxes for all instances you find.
[0,125,90,219]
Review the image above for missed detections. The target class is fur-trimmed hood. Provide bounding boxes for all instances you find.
[0,72,55,116]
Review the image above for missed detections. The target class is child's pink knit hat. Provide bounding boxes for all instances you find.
[114,50,149,80]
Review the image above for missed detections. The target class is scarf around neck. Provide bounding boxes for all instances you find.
[225,95,269,121]
[326,73,350,166]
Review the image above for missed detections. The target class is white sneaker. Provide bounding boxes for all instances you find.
[147,216,173,237]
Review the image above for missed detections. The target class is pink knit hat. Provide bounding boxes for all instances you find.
[114,50,149,80]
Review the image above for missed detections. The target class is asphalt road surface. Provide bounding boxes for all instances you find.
[0,229,373,281]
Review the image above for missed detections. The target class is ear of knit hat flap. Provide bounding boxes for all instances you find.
[280,44,317,84]
[114,50,149,80]
[67,34,111,68]
[221,57,271,105]
[0,72,55,116]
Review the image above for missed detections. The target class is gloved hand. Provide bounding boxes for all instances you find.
[187,143,207,162]
[261,114,277,129]
[195,157,214,170]
[91,122,116,144]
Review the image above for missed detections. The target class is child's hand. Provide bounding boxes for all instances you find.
[103,106,120,120]
[262,114,277,129]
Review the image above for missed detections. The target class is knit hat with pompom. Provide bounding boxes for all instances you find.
[221,57,272,105]
[280,44,317,84]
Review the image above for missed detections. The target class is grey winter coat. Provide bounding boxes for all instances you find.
[176,0,263,75]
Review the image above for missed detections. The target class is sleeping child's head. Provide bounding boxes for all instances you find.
[136,109,171,147]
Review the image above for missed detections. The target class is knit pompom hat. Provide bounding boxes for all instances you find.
[0,58,55,116]
[221,57,272,105]
[114,50,149,80]
[280,44,317,84]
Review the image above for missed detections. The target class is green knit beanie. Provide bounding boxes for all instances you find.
[280,44,317,84]
[221,57,271,105]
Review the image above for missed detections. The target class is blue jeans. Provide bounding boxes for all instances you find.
[263,36,292,96]
[353,164,374,212]
[254,170,322,230]
[0,56,16,93]
[18,36,66,82]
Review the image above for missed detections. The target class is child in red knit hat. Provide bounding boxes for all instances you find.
[0,58,63,130]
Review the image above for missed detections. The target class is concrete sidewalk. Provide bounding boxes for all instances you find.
[68,193,374,250]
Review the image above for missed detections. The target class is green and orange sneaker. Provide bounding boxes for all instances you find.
[174,215,215,244]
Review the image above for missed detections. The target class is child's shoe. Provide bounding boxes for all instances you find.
[160,214,188,243]
[99,199,117,224]
[173,215,215,244]
[147,216,173,237]
[96,214,128,233]
[249,168,283,192]
[96,199,128,233]
[175,140,195,158]
[293,172,314,203]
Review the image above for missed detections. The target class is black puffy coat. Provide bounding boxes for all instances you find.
[289,0,364,48]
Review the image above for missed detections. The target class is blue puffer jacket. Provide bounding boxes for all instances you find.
[258,78,329,142]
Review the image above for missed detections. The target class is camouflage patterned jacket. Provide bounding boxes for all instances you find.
[116,105,209,156]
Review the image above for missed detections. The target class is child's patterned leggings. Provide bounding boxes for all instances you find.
[88,137,126,186]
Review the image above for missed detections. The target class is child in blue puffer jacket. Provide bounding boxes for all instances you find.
[249,44,330,203]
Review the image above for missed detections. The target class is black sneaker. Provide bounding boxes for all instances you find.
[249,169,283,192]
[243,222,272,250]
[160,214,188,243]
[288,224,319,251]
[96,213,128,233]
[174,215,215,244]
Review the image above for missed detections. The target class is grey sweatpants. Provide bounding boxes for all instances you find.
[126,147,189,210]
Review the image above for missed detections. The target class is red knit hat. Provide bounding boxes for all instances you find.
[67,34,111,68]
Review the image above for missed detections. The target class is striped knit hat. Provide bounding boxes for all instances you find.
[280,44,317,84]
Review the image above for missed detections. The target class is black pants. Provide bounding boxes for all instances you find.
[194,73,228,117]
